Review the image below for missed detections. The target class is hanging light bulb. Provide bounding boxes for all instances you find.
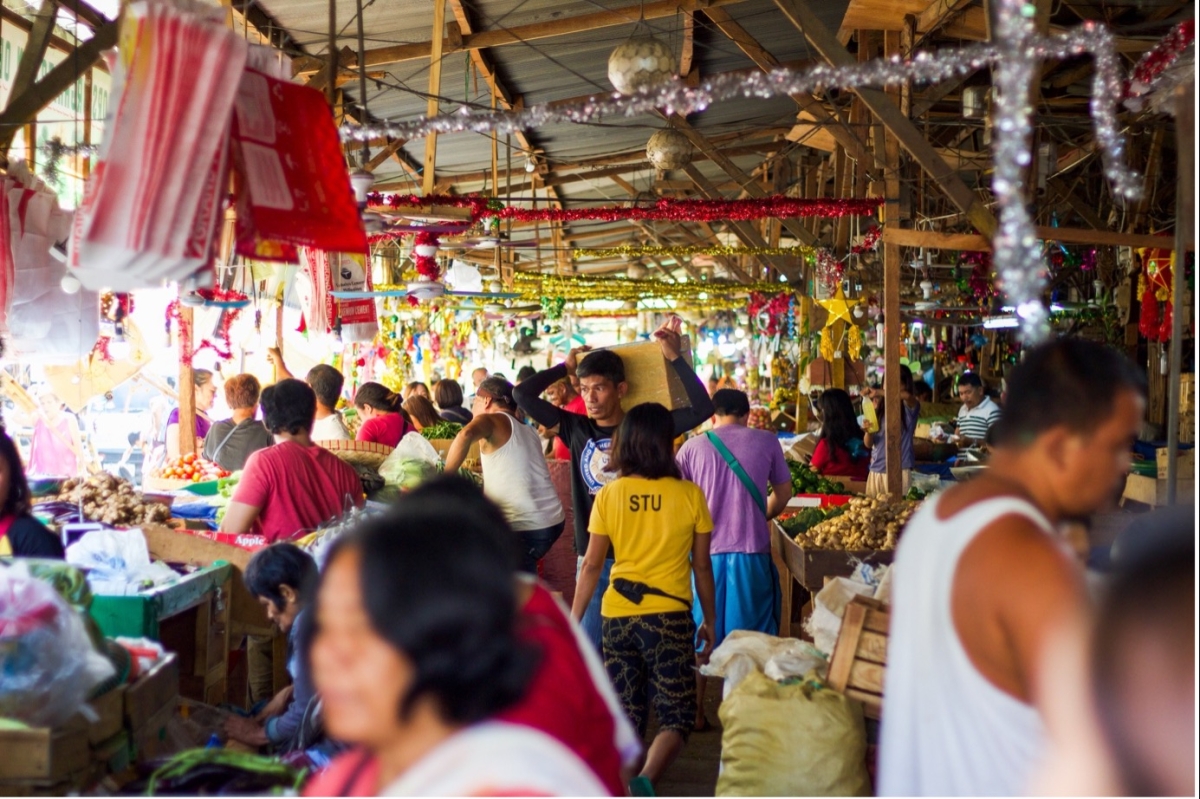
[524,158,536,174]
[349,169,375,205]
[60,273,82,294]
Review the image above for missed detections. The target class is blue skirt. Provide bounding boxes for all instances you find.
[692,552,781,650]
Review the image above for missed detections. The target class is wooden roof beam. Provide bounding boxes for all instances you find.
[669,115,819,257]
[0,19,118,153]
[702,6,873,163]
[684,163,797,281]
[293,0,752,75]
[773,0,998,238]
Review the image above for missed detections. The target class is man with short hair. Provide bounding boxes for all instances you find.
[444,377,565,573]
[266,348,349,441]
[515,317,714,648]
[953,372,1000,446]
[675,388,793,726]
[879,338,1145,796]
[545,377,586,461]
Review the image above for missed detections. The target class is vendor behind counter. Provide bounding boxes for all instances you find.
[0,431,64,558]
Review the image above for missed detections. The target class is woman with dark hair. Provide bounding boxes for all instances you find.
[432,380,472,425]
[203,373,274,471]
[0,431,64,558]
[302,477,609,796]
[165,369,218,460]
[225,544,320,752]
[864,365,921,497]
[401,395,441,432]
[572,402,717,791]
[810,388,870,481]
[402,381,430,401]
[354,382,413,447]
[221,379,363,543]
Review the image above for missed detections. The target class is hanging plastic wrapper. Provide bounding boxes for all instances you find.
[67,0,248,291]
[231,46,367,260]
[300,248,378,343]
[0,561,116,727]
[0,163,100,362]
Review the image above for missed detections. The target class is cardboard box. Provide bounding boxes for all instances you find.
[602,338,693,412]
[1155,447,1195,478]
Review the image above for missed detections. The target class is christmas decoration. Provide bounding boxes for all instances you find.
[572,244,818,260]
[165,290,246,362]
[367,193,882,224]
[815,287,862,328]
[815,250,846,294]
[1125,19,1194,110]
[608,35,677,95]
[748,292,794,336]
[1137,245,1174,342]
[645,128,693,170]
[850,225,882,255]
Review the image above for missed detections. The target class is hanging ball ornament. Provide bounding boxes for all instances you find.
[60,274,82,295]
[608,35,677,95]
[645,128,693,170]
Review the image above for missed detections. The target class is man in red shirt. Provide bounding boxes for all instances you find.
[544,377,586,461]
[221,379,363,543]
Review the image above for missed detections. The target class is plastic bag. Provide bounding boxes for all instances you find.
[701,630,826,697]
[66,528,178,596]
[716,670,870,797]
[805,576,877,657]
[0,562,116,727]
[378,432,441,490]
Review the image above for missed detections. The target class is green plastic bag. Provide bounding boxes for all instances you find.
[716,670,870,797]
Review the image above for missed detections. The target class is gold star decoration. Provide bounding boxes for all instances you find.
[815,287,862,328]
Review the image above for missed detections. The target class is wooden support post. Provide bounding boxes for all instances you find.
[178,307,197,457]
[82,70,93,180]
[883,241,902,497]
[1165,80,1193,504]
[423,0,447,196]
[772,0,998,237]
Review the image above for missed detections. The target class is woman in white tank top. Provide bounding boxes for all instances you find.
[442,377,565,573]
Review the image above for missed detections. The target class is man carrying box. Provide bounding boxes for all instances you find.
[515,317,714,650]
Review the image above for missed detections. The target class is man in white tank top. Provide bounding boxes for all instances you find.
[443,377,565,573]
[879,339,1146,796]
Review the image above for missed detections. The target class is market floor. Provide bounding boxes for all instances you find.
[652,678,724,797]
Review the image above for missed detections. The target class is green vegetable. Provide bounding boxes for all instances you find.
[786,460,850,496]
[419,422,464,440]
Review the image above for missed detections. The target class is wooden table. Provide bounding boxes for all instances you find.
[90,564,232,706]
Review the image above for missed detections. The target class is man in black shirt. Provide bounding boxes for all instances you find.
[514,316,714,648]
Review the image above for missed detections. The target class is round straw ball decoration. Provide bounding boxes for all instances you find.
[608,36,677,95]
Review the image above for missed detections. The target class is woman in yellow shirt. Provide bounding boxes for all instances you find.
[573,402,717,791]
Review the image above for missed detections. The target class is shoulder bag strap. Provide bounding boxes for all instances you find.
[705,431,767,516]
[208,421,244,462]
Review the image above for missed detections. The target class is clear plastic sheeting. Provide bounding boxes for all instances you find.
[0,561,116,727]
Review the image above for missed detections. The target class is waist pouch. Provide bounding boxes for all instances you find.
[610,577,691,610]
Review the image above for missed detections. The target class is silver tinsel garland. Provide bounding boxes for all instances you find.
[343,20,1145,341]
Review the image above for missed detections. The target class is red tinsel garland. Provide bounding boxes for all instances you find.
[165,290,246,362]
[367,193,882,224]
[1127,20,1194,99]
[815,250,845,294]
[412,231,442,280]
[747,292,792,336]
[850,225,882,255]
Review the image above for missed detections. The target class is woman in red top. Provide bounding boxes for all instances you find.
[809,388,870,481]
[301,478,633,797]
[354,383,413,447]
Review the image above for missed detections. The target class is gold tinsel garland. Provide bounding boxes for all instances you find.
[510,273,789,302]
[571,245,819,260]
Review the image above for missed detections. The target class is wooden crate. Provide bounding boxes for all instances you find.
[1155,447,1195,478]
[1122,473,1196,507]
[125,654,180,733]
[827,596,890,720]
[0,717,90,784]
[87,686,127,746]
[602,338,693,412]
[776,523,894,593]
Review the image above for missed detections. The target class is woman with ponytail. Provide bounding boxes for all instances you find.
[354,382,414,447]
